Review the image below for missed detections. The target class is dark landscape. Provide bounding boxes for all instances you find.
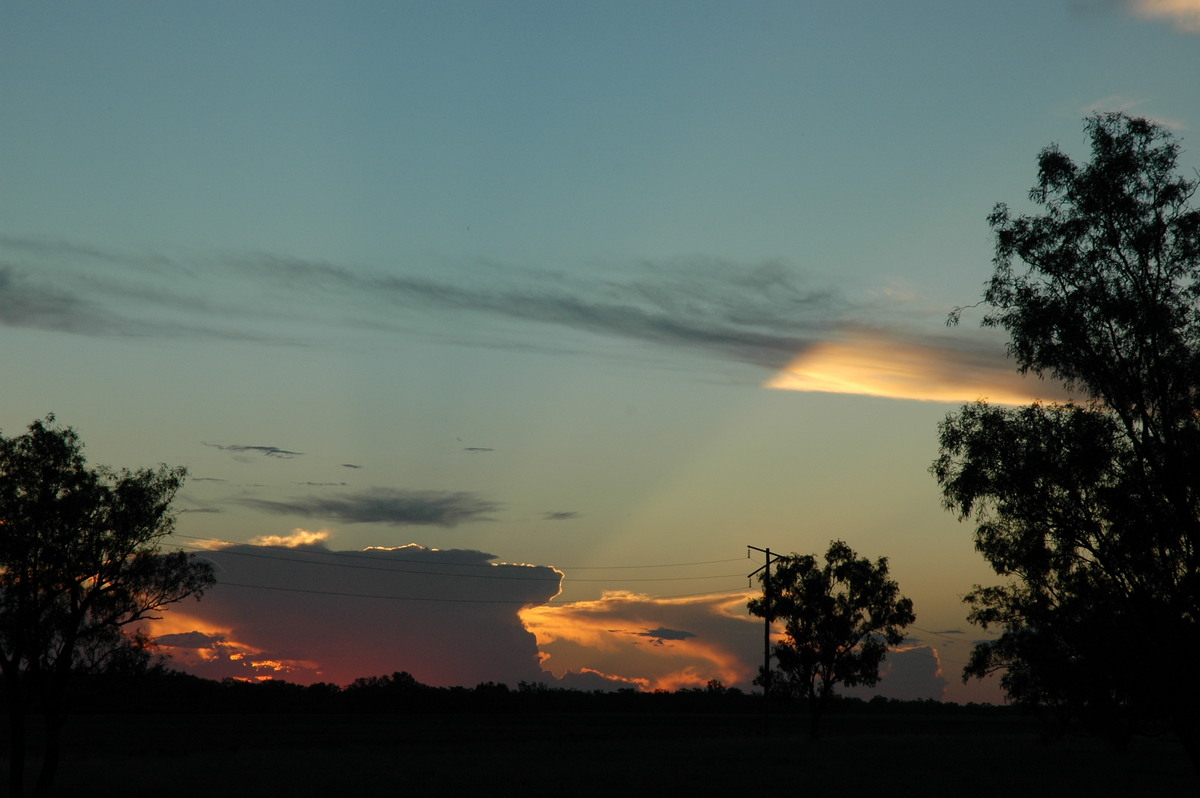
[5,673,1194,797]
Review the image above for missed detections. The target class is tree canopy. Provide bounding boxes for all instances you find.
[748,540,914,737]
[0,415,215,797]
[933,113,1200,764]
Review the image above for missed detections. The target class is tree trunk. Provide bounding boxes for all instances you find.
[4,668,27,798]
[31,667,70,798]
[31,712,63,798]
[1174,717,1200,776]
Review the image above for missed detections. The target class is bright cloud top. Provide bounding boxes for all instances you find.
[249,528,331,548]
[765,329,1070,405]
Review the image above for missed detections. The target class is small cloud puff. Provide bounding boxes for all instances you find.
[248,528,332,548]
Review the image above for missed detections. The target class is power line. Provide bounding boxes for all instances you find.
[214,580,754,605]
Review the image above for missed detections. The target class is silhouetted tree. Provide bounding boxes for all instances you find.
[0,416,215,797]
[748,540,914,737]
[933,113,1200,766]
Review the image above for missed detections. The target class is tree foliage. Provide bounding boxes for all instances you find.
[933,113,1200,761]
[0,415,215,797]
[748,540,914,737]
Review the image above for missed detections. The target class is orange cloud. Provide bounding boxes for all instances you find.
[248,527,331,548]
[146,609,321,681]
[521,590,761,691]
[764,330,1069,405]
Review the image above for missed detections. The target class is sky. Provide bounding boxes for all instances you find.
[2,0,1198,704]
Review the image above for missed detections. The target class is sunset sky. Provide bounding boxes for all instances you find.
[2,1,1198,703]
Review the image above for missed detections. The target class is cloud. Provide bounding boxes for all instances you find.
[1128,0,1200,33]
[524,593,976,699]
[248,528,332,548]
[0,245,281,343]
[341,464,363,469]
[841,645,949,702]
[239,253,837,372]
[151,538,563,687]
[543,511,580,521]
[237,487,500,527]
[764,328,1072,405]
[154,631,224,648]
[634,627,698,644]
[521,591,762,691]
[0,236,1042,402]
[0,238,832,370]
[204,443,304,459]
[151,541,991,700]
[462,447,494,453]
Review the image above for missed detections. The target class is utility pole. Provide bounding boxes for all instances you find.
[748,545,784,731]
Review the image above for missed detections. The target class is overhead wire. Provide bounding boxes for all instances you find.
[166,533,753,602]
[215,581,753,605]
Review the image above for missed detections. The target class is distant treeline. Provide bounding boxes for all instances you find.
[50,667,1008,717]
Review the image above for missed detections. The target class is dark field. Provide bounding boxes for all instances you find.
[15,711,1194,797]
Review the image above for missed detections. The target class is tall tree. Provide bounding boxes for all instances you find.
[0,416,215,797]
[748,540,914,737]
[933,113,1200,763]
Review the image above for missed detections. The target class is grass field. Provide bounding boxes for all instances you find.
[12,711,1195,797]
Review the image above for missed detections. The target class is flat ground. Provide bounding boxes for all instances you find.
[9,711,1196,797]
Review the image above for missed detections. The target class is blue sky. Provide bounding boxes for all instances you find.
[2,1,1198,699]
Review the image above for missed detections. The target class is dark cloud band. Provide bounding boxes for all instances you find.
[238,487,500,527]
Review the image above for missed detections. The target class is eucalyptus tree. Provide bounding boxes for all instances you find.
[0,416,215,797]
[933,113,1200,763]
[748,540,914,737]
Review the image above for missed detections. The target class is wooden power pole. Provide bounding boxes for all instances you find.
[748,545,784,729]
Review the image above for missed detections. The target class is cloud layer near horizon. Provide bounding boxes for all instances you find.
[151,533,957,699]
[151,533,562,687]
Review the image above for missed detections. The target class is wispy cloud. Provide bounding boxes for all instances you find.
[0,237,833,369]
[237,487,500,527]
[543,511,580,521]
[204,443,304,459]
[0,236,1041,404]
